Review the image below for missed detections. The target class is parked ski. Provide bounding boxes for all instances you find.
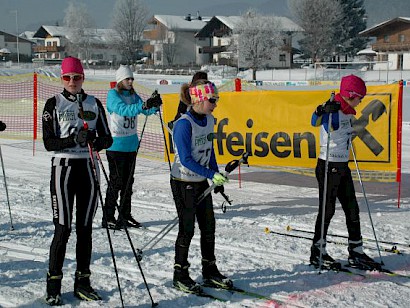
[202,283,300,306]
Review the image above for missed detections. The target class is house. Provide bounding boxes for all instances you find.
[32,25,119,65]
[359,17,410,70]
[0,31,34,62]
[143,14,209,66]
[195,16,303,68]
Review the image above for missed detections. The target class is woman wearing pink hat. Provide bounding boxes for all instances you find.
[42,56,113,305]
[309,74,380,271]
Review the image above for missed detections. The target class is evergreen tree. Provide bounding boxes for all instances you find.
[335,0,368,60]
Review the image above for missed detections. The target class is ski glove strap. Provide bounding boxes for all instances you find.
[143,90,162,109]
[212,173,229,186]
[214,185,224,194]
[316,100,340,115]
[76,128,96,147]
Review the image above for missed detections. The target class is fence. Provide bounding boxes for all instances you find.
[0,73,164,159]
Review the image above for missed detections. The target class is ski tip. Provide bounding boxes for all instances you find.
[264,227,270,233]
[286,225,291,231]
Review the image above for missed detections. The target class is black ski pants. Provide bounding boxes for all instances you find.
[313,159,362,244]
[170,178,216,267]
[104,150,137,220]
[48,157,99,276]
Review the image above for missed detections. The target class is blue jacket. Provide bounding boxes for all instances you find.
[106,88,157,152]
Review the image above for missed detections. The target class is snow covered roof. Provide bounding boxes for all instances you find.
[33,25,116,44]
[152,15,209,31]
[360,17,410,36]
[196,15,302,38]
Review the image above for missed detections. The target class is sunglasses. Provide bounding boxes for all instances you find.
[208,98,218,104]
[62,75,83,81]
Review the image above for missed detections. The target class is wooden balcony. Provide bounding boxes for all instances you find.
[33,45,64,53]
[201,46,227,54]
[372,42,410,52]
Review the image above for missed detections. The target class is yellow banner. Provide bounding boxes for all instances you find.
[162,83,401,177]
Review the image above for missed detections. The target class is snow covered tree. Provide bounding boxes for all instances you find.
[288,0,343,62]
[111,0,148,64]
[334,0,368,60]
[234,9,284,80]
[63,1,95,63]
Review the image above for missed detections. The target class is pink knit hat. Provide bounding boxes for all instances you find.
[189,82,219,104]
[340,74,366,99]
[61,57,84,75]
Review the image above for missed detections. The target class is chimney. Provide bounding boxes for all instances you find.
[197,11,202,20]
[185,14,191,21]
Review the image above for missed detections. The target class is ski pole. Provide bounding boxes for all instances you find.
[113,114,148,228]
[0,145,14,230]
[139,153,249,255]
[318,91,335,272]
[287,225,410,248]
[265,228,401,254]
[350,139,384,265]
[197,152,249,204]
[95,152,158,307]
[76,94,125,308]
[157,109,172,171]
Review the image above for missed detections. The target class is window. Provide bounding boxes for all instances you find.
[399,34,405,42]
[279,54,286,62]
[383,35,390,43]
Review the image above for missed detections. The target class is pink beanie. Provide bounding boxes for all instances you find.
[340,74,366,99]
[189,82,219,104]
[61,57,84,75]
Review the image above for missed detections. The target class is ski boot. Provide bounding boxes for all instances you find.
[310,242,341,270]
[74,270,102,301]
[173,263,201,294]
[124,215,142,228]
[101,216,117,229]
[202,259,233,289]
[45,272,63,306]
[348,242,381,271]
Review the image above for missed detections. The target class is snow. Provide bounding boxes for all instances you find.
[1,71,410,307]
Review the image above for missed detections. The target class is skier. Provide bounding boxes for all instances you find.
[170,79,232,294]
[42,56,113,305]
[310,74,379,270]
[172,71,208,123]
[103,65,162,230]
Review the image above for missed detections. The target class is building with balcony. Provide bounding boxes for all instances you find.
[143,14,209,66]
[0,31,33,62]
[32,25,119,65]
[195,16,302,68]
[360,17,410,70]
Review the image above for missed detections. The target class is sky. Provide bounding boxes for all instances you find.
[0,70,410,307]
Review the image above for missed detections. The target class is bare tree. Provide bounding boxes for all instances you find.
[111,0,148,64]
[156,24,180,66]
[63,1,95,62]
[288,0,343,62]
[234,10,283,80]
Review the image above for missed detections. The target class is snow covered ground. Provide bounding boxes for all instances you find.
[0,127,409,308]
[1,69,410,307]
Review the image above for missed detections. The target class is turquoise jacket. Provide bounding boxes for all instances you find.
[106,88,157,152]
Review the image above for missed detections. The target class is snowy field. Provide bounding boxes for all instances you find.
[1,69,410,307]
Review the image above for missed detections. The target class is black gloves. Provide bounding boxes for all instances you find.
[0,121,6,132]
[214,185,225,194]
[315,100,340,116]
[143,90,162,109]
[76,128,96,147]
